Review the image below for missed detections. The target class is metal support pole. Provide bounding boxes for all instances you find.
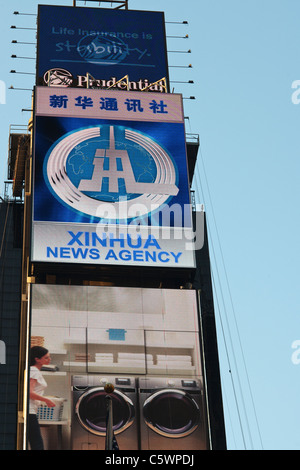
[105,395,113,450]
[73,1,128,8]
[105,382,115,450]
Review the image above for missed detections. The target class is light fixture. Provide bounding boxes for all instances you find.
[13,11,36,16]
[166,21,188,24]
[12,40,35,45]
[168,49,191,53]
[9,86,33,91]
[169,64,192,68]
[10,70,35,75]
[167,34,189,39]
[11,55,35,60]
[170,80,194,84]
[10,25,36,30]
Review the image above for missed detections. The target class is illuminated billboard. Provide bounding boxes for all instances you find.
[27,284,208,450]
[36,5,169,92]
[31,87,196,268]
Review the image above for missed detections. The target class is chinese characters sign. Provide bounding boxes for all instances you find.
[32,87,195,268]
[35,87,182,122]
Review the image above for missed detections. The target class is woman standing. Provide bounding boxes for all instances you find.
[28,346,56,450]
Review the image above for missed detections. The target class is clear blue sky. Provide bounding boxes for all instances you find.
[1,0,300,450]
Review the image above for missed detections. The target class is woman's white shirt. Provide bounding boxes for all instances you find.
[29,366,47,414]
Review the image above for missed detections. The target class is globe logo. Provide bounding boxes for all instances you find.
[45,125,179,220]
[77,34,128,65]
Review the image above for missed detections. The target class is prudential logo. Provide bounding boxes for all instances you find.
[45,125,179,222]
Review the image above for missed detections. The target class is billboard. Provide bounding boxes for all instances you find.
[27,284,208,450]
[31,86,196,268]
[36,5,169,92]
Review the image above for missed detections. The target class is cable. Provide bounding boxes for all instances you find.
[210,265,247,449]
[193,170,248,448]
[193,166,247,448]
[193,140,263,449]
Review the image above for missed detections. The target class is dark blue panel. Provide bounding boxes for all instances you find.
[37,5,169,90]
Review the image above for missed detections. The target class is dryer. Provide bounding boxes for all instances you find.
[139,376,208,450]
[71,375,139,450]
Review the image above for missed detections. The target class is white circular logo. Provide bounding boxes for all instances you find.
[45,125,179,220]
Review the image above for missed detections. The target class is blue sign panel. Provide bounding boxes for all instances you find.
[34,116,189,227]
[32,87,195,268]
[37,5,169,91]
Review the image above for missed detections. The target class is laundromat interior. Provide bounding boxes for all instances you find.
[30,285,208,450]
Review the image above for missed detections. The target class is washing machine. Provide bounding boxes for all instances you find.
[71,375,139,450]
[139,376,208,450]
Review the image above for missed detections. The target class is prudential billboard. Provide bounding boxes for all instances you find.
[36,5,169,92]
[31,87,196,268]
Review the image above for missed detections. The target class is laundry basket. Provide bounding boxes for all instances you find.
[37,397,66,422]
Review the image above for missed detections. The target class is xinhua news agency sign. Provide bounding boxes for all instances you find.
[36,5,169,92]
[31,87,196,268]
